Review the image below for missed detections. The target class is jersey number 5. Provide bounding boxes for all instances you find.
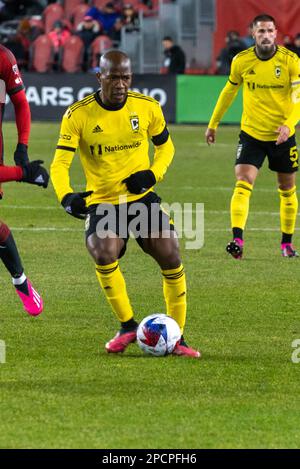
[290,146,298,168]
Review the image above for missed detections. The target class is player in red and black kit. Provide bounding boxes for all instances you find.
[0,44,49,316]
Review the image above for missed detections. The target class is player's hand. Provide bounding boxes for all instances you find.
[21,160,49,188]
[205,128,216,145]
[276,125,290,145]
[61,191,93,219]
[123,170,156,194]
[14,143,29,167]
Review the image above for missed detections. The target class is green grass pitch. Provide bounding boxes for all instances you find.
[0,122,300,449]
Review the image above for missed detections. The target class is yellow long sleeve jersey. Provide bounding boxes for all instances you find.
[51,91,175,205]
[208,46,300,141]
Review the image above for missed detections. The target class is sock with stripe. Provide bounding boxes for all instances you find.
[95,261,135,324]
[230,180,253,238]
[162,264,186,334]
[278,186,298,242]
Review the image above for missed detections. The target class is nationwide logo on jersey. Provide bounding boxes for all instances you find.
[275,66,281,78]
[92,124,103,133]
[130,115,139,132]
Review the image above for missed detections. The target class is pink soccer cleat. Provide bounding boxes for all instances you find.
[172,340,201,358]
[15,279,43,316]
[105,330,137,353]
[281,243,299,258]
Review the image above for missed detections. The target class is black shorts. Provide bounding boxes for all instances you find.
[235,131,299,173]
[85,192,174,258]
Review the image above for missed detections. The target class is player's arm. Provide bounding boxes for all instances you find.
[50,110,92,219]
[0,165,23,182]
[50,110,79,202]
[0,162,48,187]
[150,126,174,182]
[205,57,242,144]
[1,49,31,166]
[11,90,31,165]
[280,57,300,144]
[123,103,174,194]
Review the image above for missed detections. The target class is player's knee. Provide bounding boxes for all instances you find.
[278,182,295,191]
[91,247,118,265]
[160,245,181,269]
[86,239,118,265]
[0,221,10,243]
[236,175,255,185]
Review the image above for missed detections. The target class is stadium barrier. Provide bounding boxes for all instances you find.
[4,73,176,123]
[4,74,244,124]
[176,75,242,124]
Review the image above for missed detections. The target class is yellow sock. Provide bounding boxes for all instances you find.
[162,264,186,334]
[95,261,134,323]
[231,180,253,230]
[278,186,298,234]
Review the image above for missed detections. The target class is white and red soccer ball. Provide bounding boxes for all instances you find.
[137,313,181,356]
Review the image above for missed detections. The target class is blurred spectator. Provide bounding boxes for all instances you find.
[142,0,154,7]
[241,25,255,48]
[162,36,186,74]
[0,17,42,69]
[0,0,45,21]
[288,33,300,57]
[9,18,42,69]
[48,20,71,53]
[112,3,140,43]
[283,34,294,50]
[48,20,71,70]
[117,4,140,32]
[86,2,120,38]
[216,30,245,75]
[76,15,101,71]
[3,34,27,69]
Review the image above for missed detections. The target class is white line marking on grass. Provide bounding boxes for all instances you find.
[9,226,300,234]
[11,227,82,232]
[165,186,279,192]
[0,205,284,216]
[2,205,58,210]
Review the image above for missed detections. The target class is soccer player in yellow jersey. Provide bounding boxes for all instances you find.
[50,50,200,358]
[206,14,300,259]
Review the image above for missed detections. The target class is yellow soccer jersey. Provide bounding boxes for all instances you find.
[51,91,174,205]
[209,46,300,140]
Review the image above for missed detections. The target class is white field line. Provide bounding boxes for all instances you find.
[18,184,283,192]
[0,205,288,216]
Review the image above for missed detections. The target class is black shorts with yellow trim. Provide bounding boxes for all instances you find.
[85,192,175,258]
[235,131,299,173]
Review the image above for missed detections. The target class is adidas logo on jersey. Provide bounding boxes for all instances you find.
[248,69,256,75]
[92,125,103,133]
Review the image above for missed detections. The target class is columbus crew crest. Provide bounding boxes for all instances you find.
[130,115,139,132]
[275,66,281,78]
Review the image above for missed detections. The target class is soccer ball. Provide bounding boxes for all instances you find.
[137,313,181,356]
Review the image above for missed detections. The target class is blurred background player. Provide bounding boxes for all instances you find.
[51,50,200,358]
[162,36,186,74]
[215,30,245,75]
[205,14,300,259]
[0,43,49,315]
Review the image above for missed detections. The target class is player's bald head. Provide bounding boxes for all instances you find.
[97,50,132,106]
[99,50,131,75]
